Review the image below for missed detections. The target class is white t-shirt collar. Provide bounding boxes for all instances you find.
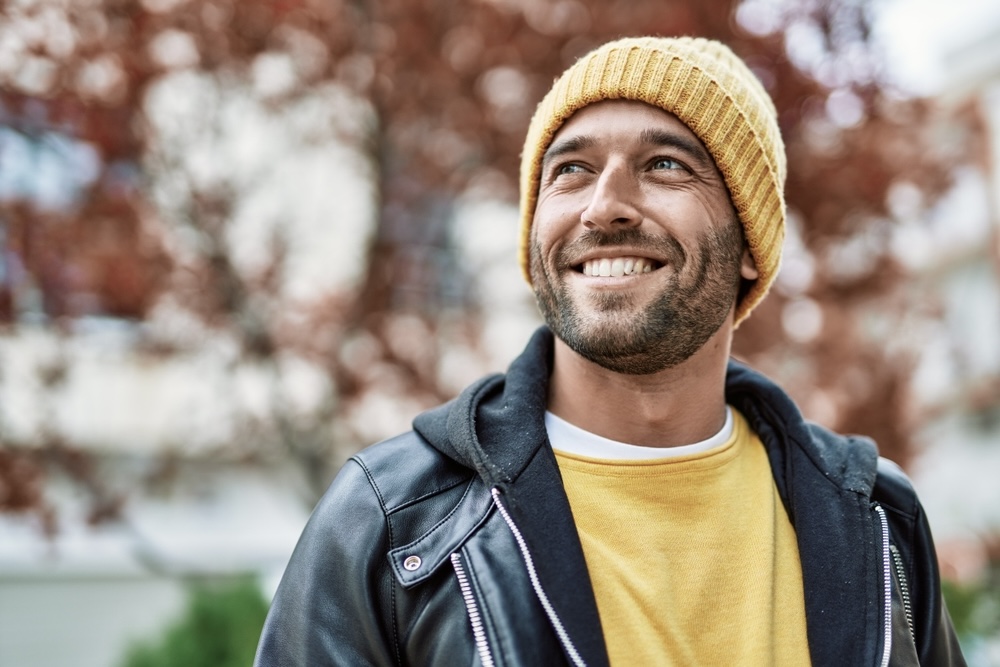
[545,407,734,461]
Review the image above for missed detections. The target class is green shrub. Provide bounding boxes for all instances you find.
[120,577,269,667]
[942,566,1000,656]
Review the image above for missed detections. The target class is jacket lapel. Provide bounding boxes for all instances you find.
[727,361,883,667]
[444,328,611,666]
[787,437,881,666]
[497,444,611,667]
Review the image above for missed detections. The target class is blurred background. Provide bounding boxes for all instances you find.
[0,0,998,665]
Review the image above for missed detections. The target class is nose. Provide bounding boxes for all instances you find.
[580,163,641,231]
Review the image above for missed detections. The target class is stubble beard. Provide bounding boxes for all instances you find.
[530,221,746,375]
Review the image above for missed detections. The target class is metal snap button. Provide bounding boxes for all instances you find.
[403,555,422,571]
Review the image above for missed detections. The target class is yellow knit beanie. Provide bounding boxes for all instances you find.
[518,36,786,326]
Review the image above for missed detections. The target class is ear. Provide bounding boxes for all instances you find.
[740,248,759,280]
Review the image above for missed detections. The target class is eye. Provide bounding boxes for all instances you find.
[651,157,685,171]
[556,163,586,176]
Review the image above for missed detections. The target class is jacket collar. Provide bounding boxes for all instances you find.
[414,326,554,486]
[415,326,884,667]
[417,327,879,495]
[727,361,883,666]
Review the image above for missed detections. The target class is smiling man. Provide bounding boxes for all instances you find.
[255,37,964,666]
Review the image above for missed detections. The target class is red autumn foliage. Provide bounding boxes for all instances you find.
[0,0,985,520]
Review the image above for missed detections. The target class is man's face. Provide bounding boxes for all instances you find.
[529,100,755,375]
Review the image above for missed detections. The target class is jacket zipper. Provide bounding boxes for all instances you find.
[875,504,892,667]
[491,488,588,667]
[889,543,915,642]
[451,552,496,667]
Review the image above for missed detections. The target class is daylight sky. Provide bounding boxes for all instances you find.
[876,0,1000,94]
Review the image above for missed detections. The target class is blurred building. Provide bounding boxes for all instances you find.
[904,23,1000,585]
[0,322,313,667]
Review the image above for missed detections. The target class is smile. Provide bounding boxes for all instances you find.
[578,256,661,277]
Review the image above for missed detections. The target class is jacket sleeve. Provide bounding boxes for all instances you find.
[874,458,967,666]
[254,459,398,667]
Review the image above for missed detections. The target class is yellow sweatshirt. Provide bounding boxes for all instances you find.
[552,409,811,666]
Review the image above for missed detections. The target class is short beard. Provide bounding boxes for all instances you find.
[530,220,745,375]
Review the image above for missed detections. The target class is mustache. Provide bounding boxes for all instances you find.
[556,228,686,268]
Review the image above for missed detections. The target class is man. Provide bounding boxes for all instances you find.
[255,37,964,666]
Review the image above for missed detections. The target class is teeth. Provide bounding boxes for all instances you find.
[582,256,656,277]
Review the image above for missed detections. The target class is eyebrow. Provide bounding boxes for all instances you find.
[541,127,714,171]
[541,135,596,170]
[638,128,714,168]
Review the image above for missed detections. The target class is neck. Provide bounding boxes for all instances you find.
[546,322,734,448]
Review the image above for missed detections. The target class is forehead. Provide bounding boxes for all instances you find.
[550,99,700,146]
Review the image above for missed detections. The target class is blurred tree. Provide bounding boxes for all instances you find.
[0,0,987,524]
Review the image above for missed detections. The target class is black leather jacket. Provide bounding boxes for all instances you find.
[256,328,965,666]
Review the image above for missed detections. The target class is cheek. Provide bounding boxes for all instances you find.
[657,189,736,239]
[529,218,556,278]
[697,187,739,226]
[531,203,573,254]
[535,190,584,228]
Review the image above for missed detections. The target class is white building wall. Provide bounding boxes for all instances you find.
[0,573,186,667]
